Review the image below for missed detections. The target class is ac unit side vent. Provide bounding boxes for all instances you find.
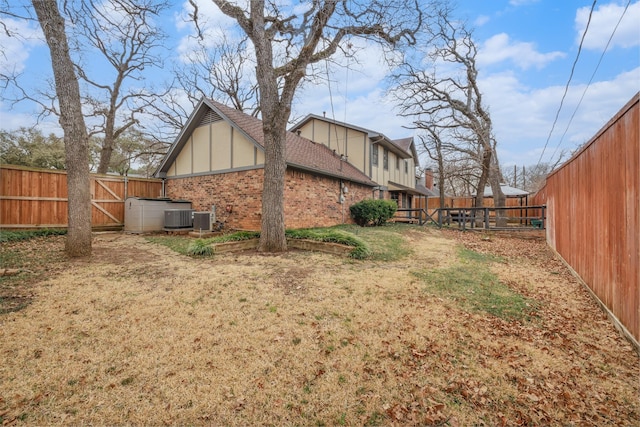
[164,209,194,229]
[193,212,211,232]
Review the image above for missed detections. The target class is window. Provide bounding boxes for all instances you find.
[383,148,388,170]
[396,156,400,170]
[404,159,409,174]
[371,145,378,166]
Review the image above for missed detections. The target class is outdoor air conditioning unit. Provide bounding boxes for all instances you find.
[164,209,194,229]
[193,212,213,232]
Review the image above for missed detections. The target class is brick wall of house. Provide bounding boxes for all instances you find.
[283,169,373,229]
[165,168,374,230]
[165,169,264,230]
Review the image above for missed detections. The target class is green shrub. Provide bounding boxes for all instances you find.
[349,199,397,227]
[208,231,260,243]
[187,239,213,256]
[285,228,371,259]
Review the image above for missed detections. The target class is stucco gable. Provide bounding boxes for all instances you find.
[292,114,417,162]
[156,98,375,187]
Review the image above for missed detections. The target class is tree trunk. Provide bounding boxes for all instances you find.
[435,143,446,210]
[259,123,288,252]
[32,0,92,257]
[475,150,491,209]
[97,135,115,174]
[489,151,507,227]
[251,1,288,252]
[438,172,446,210]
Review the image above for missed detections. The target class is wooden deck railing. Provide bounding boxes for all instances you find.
[427,205,547,231]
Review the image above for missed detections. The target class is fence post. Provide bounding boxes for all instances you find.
[484,208,489,229]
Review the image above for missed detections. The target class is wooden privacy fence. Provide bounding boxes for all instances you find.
[533,93,639,349]
[0,165,164,229]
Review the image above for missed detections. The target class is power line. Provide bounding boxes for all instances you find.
[323,39,342,156]
[535,0,597,170]
[548,0,632,164]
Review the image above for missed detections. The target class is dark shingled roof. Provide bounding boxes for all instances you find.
[209,100,376,186]
[391,137,413,154]
[158,98,375,187]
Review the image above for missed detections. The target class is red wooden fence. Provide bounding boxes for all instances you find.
[533,92,639,348]
[0,165,164,229]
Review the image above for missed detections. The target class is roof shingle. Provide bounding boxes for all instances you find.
[208,99,376,186]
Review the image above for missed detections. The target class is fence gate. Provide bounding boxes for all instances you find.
[91,177,125,228]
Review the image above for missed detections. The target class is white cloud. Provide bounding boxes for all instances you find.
[478,33,565,70]
[474,15,490,27]
[175,0,236,32]
[576,1,640,50]
[0,18,43,77]
[0,99,61,134]
[291,40,401,130]
[480,67,639,166]
[174,0,240,61]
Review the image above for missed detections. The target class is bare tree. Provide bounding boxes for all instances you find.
[417,127,447,208]
[143,32,261,143]
[31,0,91,257]
[503,154,566,194]
[4,0,169,175]
[193,0,427,252]
[441,156,480,197]
[101,128,168,177]
[68,0,169,174]
[393,8,506,218]
[177,32,260,115]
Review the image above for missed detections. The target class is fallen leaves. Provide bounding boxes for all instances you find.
[0,230,638,426]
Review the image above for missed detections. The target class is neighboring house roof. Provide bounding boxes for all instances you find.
[291,114,417,163]
[414,182,439,197]
[156,98,376,187]
[478,184,529,197]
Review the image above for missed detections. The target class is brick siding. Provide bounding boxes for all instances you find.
[165,168,373,230]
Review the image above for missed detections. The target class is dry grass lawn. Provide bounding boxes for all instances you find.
[0,226,638,426]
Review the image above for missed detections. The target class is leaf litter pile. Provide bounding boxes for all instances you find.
[0,227,638,425]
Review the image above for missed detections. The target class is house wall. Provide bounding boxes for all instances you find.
[164,168,374,230]
[370,146,415,189]
[298,119,370,177]
[298,119,416,189]
[283,169,373,229]
[165,169,264,230]
[166,120,263,177]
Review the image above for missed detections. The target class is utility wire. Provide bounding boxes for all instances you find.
[548,0,632,164]
[535,0,597,170]
[323,39,342,156]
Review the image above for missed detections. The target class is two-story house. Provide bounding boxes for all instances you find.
[291,114,430,211]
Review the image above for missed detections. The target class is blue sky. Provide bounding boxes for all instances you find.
[1,0,638,169]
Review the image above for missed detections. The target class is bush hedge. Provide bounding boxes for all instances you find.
[349,199,397,227]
